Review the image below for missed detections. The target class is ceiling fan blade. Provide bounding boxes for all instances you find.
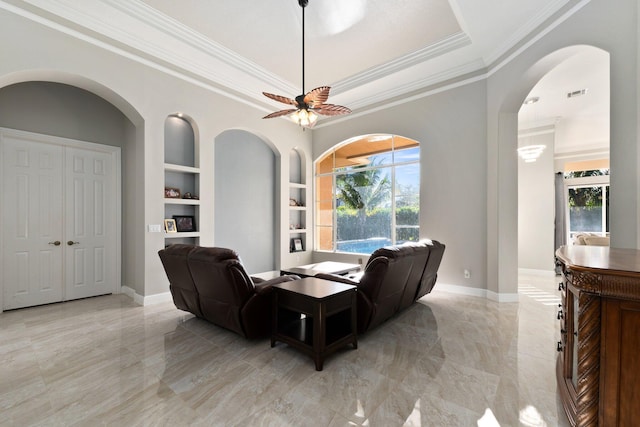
[303,86,331,107]
[313,104,352,116]
[262,92,297,106]
[262,109,298,119]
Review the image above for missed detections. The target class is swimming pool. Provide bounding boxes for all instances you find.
[336,237,392,254]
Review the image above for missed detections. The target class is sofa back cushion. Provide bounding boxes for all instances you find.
[186,246,255,336]
[359,244,422,330]
[415,240,445,300]
[158,244,203,318]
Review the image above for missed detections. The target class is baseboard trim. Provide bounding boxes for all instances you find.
[120,286,172,306]
[518,268,556,277]
[434,283,519,303]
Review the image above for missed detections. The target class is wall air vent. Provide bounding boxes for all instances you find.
[567,89,588,98]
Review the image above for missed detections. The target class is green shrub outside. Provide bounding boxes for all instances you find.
[337,206,419,242]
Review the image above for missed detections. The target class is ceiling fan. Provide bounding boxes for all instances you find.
[262,0,351,128]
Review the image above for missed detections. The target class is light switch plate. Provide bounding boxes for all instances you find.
[148,224,162,233]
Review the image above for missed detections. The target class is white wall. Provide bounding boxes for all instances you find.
[312,81,488,291]
[517,132,555,272]
[486,0,639,296]
[0,0,637,301]
[0,7,312,301]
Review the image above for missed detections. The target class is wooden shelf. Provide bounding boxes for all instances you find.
[164,198,201,205]
[164,163,199,174]
[165,232,200,239]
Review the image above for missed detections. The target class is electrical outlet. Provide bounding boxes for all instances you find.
[148,224,162,233]
[464,269,471,279]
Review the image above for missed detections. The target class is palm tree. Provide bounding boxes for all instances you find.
[336,164,391,239]
[337,165,390,210]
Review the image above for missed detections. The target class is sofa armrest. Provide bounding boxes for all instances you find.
[315,273,359,285]
[254,274,300,295]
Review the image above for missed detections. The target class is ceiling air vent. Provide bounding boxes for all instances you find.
[567,89,588,98]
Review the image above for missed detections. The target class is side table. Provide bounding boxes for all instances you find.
[271,277,357,370]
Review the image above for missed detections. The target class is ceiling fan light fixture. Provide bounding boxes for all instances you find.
[261,0,351,128]
[290,108,318,127]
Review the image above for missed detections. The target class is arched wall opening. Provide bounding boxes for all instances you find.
[517,46,610,275]
[492,45,611,296]
[213,129,281,273]
[0,73,145,305]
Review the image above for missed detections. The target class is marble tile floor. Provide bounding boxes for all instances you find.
[0,275,571,426]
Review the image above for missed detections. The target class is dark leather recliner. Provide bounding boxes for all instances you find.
[316,239,445,334]
[158,244,299,338]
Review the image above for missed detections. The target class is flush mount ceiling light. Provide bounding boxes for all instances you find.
[517,144,546,163]
[262,0,351,129]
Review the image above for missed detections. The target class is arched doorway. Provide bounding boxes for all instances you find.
[0,77,144,310]
[517,46,610,275]
[490,45,611,297]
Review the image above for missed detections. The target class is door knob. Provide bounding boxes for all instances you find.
[48,241,61,246]
[67,240,80,246]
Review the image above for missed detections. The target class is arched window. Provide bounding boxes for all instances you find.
[315,134,420,254]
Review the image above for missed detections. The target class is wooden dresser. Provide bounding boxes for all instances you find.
[555,246,640,426]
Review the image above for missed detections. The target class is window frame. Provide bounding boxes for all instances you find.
[314,136,420,254]
[564,174,610,241]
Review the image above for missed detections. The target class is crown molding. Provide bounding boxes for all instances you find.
[344,59,485,111]
[332,32,472,95]
[1,0,592,122]
[103,0,297,95]
[487,0,591,76]
[483,0,570,66]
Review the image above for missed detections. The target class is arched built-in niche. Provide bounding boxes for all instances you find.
[164,114,201,246]
[289,148,308,253]
[214,129,277,273]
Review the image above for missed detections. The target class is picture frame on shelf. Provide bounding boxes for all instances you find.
[291,237,303,252]
[173,215,196,232]
[164,219,177,233]
[164,187,181,198]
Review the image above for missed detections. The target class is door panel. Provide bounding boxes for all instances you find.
[65,147,114,300]
[2,136,64,309]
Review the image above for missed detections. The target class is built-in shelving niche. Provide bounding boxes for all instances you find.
[289,148,307,252]
[164,114,200,246]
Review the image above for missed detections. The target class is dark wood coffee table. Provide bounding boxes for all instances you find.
[271,277,357,370]
[280,261,361,278]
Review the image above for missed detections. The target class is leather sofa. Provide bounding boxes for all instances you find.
[316,239,445,334]
[158,244,299,338]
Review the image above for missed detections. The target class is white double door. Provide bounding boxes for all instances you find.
[1,129,119,310]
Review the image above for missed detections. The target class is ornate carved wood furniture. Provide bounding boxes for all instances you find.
[555,245,640,426]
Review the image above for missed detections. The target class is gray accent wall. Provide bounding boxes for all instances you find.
[0,82,128,147]
[214,130,276,274]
